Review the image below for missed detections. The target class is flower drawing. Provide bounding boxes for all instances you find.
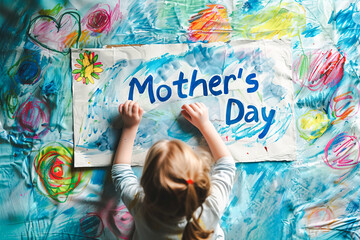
[72,51,103,84]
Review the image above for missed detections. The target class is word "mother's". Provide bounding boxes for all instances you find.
[128,68,275,139]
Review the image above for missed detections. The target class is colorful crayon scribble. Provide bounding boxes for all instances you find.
[72,51,103,85]
[323,133,360,170]
[293,50,346,91]
[329,86,360,124]
[14,97,51,139]
[297,110,329,141]
[8,57,41,85]
[33,143,91,202]
[82,3,121,34]
[307,207,335,237]
[232,2,306,40]
[188,4,232,43]
[27,11,81,54]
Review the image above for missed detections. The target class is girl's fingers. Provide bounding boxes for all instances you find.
[182,104,195,116]
[189,103,201,113]
[123,100,130,114]
[133,102,139,116]
[119,104,124,114]
[189,103,200,114]
[127,101,135,116]
[139,107,144,117]
[194,102,204,112]
[181,110,191,122]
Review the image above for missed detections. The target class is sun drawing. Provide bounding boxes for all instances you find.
[72,51,103,84]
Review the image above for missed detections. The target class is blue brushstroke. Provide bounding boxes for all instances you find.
[329,3,360,51]
[302,23,321,38]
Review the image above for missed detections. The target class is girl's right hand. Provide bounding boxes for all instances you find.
[119,100,143,129]
[181,102,211,131]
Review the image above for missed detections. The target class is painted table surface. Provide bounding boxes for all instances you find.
[0,0,359,239]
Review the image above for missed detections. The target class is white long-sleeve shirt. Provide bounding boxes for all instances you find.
[111,156,236,240]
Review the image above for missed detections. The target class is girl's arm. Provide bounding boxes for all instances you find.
[113,100,143,165]
[181,102,231,160]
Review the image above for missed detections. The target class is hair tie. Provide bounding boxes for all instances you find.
[186,179,194,185]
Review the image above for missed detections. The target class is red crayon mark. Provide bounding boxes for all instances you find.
[87,9,110,33]
[293,50,345,91]
[82,3,121,34]
[264,146,268,152]
[308,50,345,91]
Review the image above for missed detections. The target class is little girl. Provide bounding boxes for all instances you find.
[112,100,236,240]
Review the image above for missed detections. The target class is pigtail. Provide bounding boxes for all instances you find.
[182,183,214,240]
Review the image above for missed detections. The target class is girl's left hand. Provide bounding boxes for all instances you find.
[119,100,144,129]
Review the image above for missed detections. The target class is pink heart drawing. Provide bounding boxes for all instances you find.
[27,11,81,55]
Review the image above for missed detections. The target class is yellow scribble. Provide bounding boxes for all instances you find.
[232,2,306,40]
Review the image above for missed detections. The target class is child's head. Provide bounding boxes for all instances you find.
[140,139,214,239]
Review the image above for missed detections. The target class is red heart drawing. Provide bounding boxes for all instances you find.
[27,11,81,55]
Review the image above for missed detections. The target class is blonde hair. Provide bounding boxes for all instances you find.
[140,139,214,240]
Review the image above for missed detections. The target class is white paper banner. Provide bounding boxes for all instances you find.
[71,40,295,167]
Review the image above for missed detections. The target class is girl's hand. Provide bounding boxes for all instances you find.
[119,100,143,129]
[181,102,211,131]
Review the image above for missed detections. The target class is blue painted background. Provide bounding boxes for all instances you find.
[1,0,360,239]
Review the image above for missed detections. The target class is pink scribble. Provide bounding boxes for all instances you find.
[293,50,345,91]
[111,205,134,239]
[80,200,134,239]
[82,1,122,34]
[323,133,360,170]
[14,96,51,139]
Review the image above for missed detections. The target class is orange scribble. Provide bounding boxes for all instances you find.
[188,4,232,43]
[331,91,355,124]
[64,30,80,48]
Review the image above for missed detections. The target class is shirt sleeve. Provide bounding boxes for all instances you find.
[111,164,142,213]
[202,156,236,225]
